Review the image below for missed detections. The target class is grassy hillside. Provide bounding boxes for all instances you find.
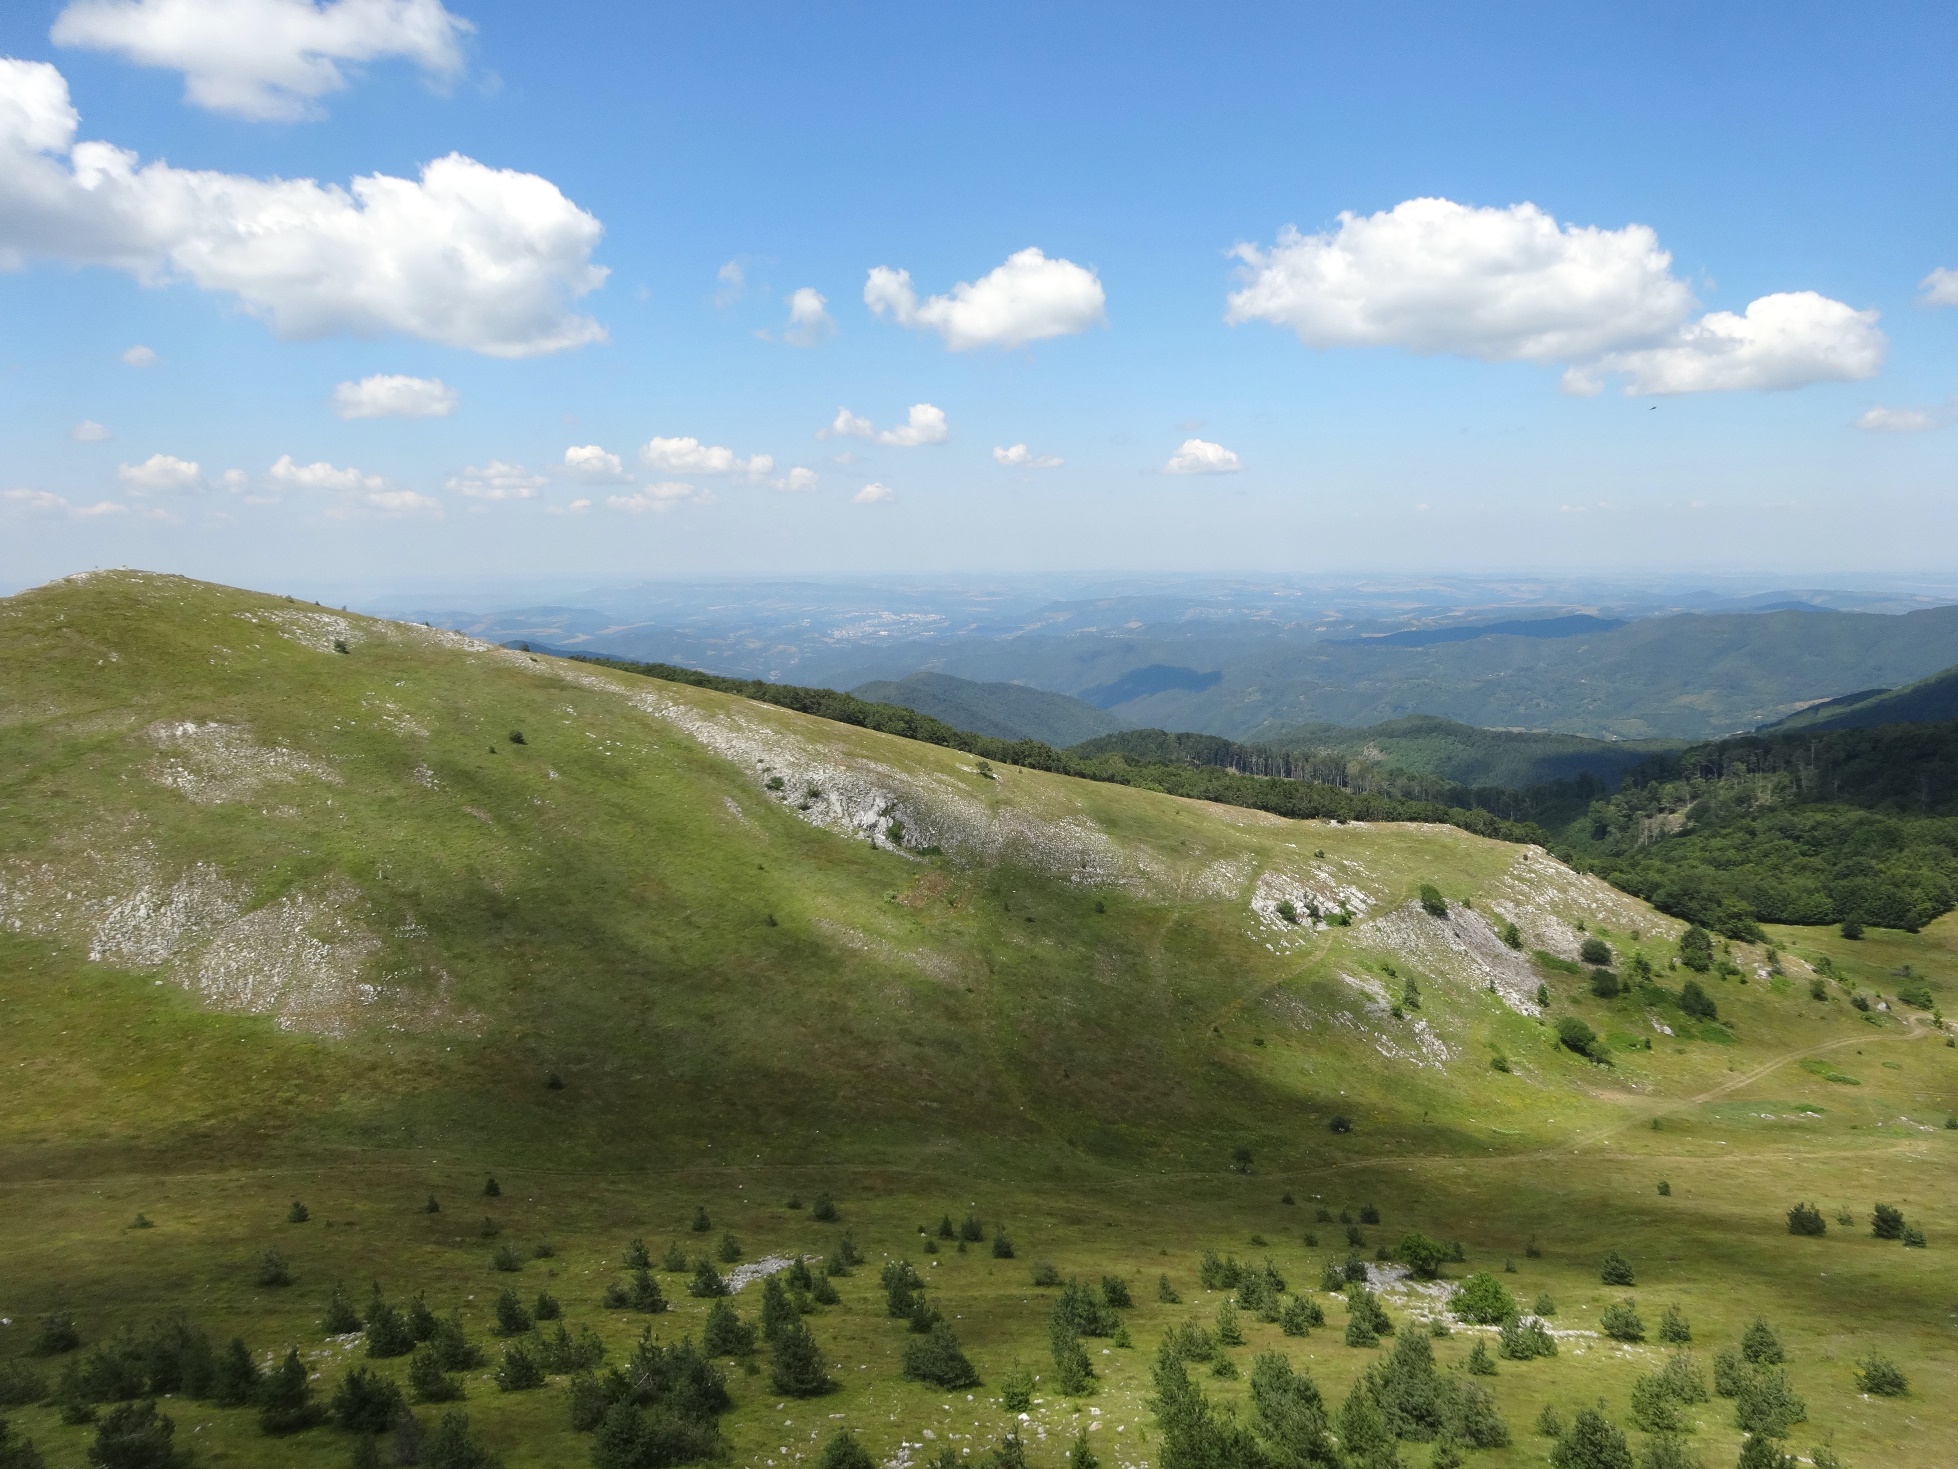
[0,573,1953,1469]
[850,672,1128,747]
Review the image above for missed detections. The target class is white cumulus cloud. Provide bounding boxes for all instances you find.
[1564,292,1885,396]
[118,452,202,492]
[269,453,381,493]
[820,403,948,446]
[445,460,544,500]
[1228,196,1881,395]
[608,482,704,513]
[993,443,1063,469]
[70,419,111,440]
[51,0,473,122]
[775,466,817,492]
[0,58,606,357]
[1162,439,1241,475]
[561,444,629,481]
[776,286,835,346]
[3,487,125,516]
[333,373,457,418]
[1856,401,1950,433]
[864,247,1106,351]
[1920,267,1958,306]
[120,344,157,366]
[638,436,772,476]
[852,482,893,504]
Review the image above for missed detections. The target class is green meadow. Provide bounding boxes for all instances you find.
[0,573,1951,1469]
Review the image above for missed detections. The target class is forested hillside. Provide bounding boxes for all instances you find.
[1563,720,1958,934]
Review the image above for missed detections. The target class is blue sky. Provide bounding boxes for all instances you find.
[2,0,1955,594]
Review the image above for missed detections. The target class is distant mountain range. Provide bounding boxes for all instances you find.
[849,671,1129,747]
[1759,662,1958,733]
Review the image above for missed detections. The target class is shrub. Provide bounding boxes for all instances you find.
[1466,1340,1496,1375]
[1549,1406,1632,1469]
[1640,1436,1706,1469]
[365,1294,416,1358]
[476,1216,499,1240]
[1343,1289,1391,1347]
[533,1292,561,1322]
[1658,1305,1691,1343]
[1870,1203,1906,1239]
[1031,1262,1061,1288]
[1590,968,1621,999]
[536,1324,605,1375]
[770,1321,832,1397]
[1329,1114,1352,1133]
[1497,1317,1556,1360]
[991,1231,1014,1259]
[1678,926,1714,971]
[1101,1275,1133,1309]
[1157,1275,1180,1304]
[717,1233,742,1263]
[1049,1323,1095,1395]
[1713,1349,1750,1398]
[818,1430,876,1469]
[1600,1251,1637,1286]
[761,1278,799,1343]
[423,1196,440,1214]
[1215,1301,1244,1347]
[287,1201,310,1223]
[482,1178,499,1198]
[812,1193,838,1222]
[322,1287,363,1336]
[1420,884,1448,918]
[1785,1203,1826,1237]
[1600,1301,1645,1342]
[423,1411,497,1469]
[625,1269,666,1313]
[1557,1016,1605,1061]
[1450,1379,1510,1449]
[1449,1273,1516,1325]
[0,1362,47,1408]
[903,1325,979,1389]
[690,1207,711,1233]
[1840,919,1864,940]
[1678,980,1718,1020]
[1533,1293,1557,1316]
[254,1250,291,1288]
[493,1342,544,1392]
[1902,1224,1927,1248]
[1737,1436,1798,1469]
[1054,1280,1115,1337]
[1580,937,1613,966]
[32,1314,80,1357]
[1740,1319,1784,1365]
[935,1215,956,1240]
[688,1260,729,1298]
[623,1238,652,1270]
[1854,1353,1907,1396]
[810,1274,839,1307]
[407,1348,462,1403]
[1396,1232,1450,1279]
[428,1316,482,1372]
[959,1213,985,1242]
[999,1365,1035,1412]
[703,1301,755,1359]
[330,1366,405,1434]
[659,1241,689,1272]
[1734,1369,1806,1437]
[1534,1404,1564,1438]
[88,1400,178,1469]
[491,1290,531,1337]
[1502,920,1522,949]
[1658,1180,1671,1195]
[258,1349,322,1435]
[0,1419,44,1469]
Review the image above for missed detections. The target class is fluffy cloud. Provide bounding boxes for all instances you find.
[70,419,111,440]
[775,466,817,492]
[1857,402,1949,433]
[120,344,157,366]
[118,452,202,492]
[993,442,1063,469]
[445,460,545,500]
[2,487,124,516]
[51,0,472,122]
[639,436,772,476]
[777,286,835,346]
[1920,267,1958,306]
[0,58,606,357]
[713,259,743,305]
[1563,293,1884,396]
[561,444,629,481]
[864,247,1106,351]
[333,373,457,419]
[608,482,705,513]
[1162,438,1241,475]
[820,403,948,446]
[1228,197,1881,395]
[852,482,893,504]
[269,453,382,493]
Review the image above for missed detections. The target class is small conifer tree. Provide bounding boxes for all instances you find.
[255,1250,292,1288]
[690,1206,711,1233]
[493,1342,543,1392]
[1599,1251,1637,1286]
[322,1286,363,1336]
[1740,1319,1784,1365]
[1157,1274,1180,1304]
[258,1348,322,1435]
[703,1300,756,1358]
[623,1238,651,1270]
[1658,1305,1690,1343]
[688,1259,729,1298]
[407,1348,462,1403]
[482,1178,499,1198]
[287,1201,310,1224]
[992,1231,1015,1259]
[769,1321,832,1397]
[491,1289,531,1337]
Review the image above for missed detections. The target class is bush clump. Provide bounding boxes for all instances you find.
[1599,1251,1636,1286]
[1497,1317,1556,1361]
[1870,1203,1907,1240]
[1599,1300,1645,1342]
[770,1321,832,1397]
[1854,1353,1908,1396]
[1785,1202,1826,1236]
[1449,1273,1516,1325]
[902,1325,979,1389]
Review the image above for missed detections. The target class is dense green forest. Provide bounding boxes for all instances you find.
[1561,720,1958,935]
